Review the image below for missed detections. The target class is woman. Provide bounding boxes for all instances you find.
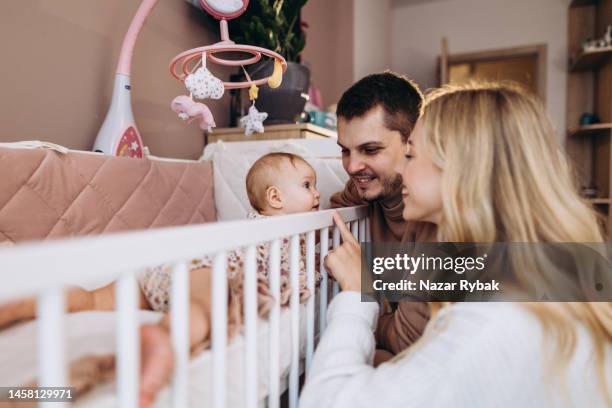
[301,83,611,407]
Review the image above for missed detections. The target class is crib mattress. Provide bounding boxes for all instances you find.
[0,305,310,407]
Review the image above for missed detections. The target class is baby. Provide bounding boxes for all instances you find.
[138,152,322,407]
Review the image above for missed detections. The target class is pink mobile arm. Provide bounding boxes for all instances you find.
[116,0,159,76]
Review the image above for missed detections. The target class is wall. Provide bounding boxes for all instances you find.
[0,0,230,160]
[389,0,569,137]
[354,0,391,81]
[1,0,571,153]
[301,0,355,108]
[302,0,391,108]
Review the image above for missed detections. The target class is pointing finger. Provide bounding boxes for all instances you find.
[332,211,358,245]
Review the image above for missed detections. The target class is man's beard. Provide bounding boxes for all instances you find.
[354,172,403,202]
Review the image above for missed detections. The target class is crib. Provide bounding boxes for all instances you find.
[0,139,369,407]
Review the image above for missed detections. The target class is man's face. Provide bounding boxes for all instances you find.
[337,106,406,201]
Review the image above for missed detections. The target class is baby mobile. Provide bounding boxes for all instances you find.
[93,0,286,158]
[169,0,286,136]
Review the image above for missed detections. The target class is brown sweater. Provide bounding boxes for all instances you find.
[330,180,436,354]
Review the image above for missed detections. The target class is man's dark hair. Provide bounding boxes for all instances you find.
[336,71,423,142]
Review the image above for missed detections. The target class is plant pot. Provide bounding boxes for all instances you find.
[248,61,310,124]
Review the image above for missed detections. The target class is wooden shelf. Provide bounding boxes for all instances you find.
[568,123,612,137]
[208,123,337,144]
[569,47,612,72]
[570,0,597,7]
[566,0,612,239]
[587,198,611,205]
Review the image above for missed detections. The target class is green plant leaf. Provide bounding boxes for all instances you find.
[219,0,309,62]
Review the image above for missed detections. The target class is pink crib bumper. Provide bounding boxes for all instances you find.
[0,148,216,244]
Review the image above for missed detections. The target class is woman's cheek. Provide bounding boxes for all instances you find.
[406,169,431,216]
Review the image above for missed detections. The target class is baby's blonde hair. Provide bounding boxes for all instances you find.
[245,152,312,212]
[401,82,610,401]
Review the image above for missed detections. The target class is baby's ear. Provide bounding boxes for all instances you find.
[265,185,283,209]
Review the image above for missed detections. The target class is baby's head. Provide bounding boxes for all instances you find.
[246,152,320,215]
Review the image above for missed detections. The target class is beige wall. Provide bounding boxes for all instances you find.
[304,0,569,137]
[0,0,231,160]
[1,0,570,155]
[389,0,569,138]
[301,0,355,108]
[302,0,392,108]
[354,0,391,81]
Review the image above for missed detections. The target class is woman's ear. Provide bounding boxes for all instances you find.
[265,185,283,209]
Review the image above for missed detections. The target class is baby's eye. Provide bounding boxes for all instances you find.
[303,181,310,189]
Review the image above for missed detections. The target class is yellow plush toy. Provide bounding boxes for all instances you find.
[249,84,259,100]
[267,59,283,88]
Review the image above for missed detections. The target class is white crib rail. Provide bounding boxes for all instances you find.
[0,206,368,408]
[289,234,300,408]
[212,252,228,408]
[331,226,341,297]
[267,239,281,408]
[244,245,258,408]
[318,227,330,335]
[37,288,68,408]
[116,274,139,408]
[305,230,316,375]
[171,261,190,407]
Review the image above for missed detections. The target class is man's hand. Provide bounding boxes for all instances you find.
[324,212,362,292]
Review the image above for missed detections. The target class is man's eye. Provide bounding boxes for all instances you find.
[341,149,349,155]
[364,148,381,155]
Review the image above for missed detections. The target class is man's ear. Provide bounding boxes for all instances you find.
[265,185,283,209]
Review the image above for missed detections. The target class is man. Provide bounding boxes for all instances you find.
[330,71,436,359]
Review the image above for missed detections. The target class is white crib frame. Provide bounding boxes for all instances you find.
[0,206,369,408]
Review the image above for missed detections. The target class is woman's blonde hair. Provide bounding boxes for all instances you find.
[414,82,610,401]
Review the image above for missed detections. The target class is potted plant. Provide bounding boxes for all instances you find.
[227,0,310,124]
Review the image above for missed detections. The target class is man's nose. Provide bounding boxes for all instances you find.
[347,156,366,174]
[394,153,406,175]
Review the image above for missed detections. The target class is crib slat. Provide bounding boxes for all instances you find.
[318,227,329,335]
[244,245,257,408]
[116,274,139,408]
[212,252,227,408]
[171,262,190,408]
[37,287,67,408]
[332,226,340,297]
[351,221,358,239]
[305,230,316,375]
[289,234,300,408]
[268,239,281,408]
[359,218,366,242]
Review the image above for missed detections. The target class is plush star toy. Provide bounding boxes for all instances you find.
[240,103,268,136]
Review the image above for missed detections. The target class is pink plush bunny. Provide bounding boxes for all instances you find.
[171,95,216,132]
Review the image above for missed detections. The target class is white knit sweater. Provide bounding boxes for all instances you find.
[300,292,611,408]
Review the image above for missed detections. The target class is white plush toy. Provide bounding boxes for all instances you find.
[240,103,268,136]
[185,66,225,100]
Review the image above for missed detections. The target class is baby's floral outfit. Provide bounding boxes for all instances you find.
[138,212,320,335]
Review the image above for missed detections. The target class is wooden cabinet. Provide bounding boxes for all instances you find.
[206,123,337,144]
[565,0,612,238]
